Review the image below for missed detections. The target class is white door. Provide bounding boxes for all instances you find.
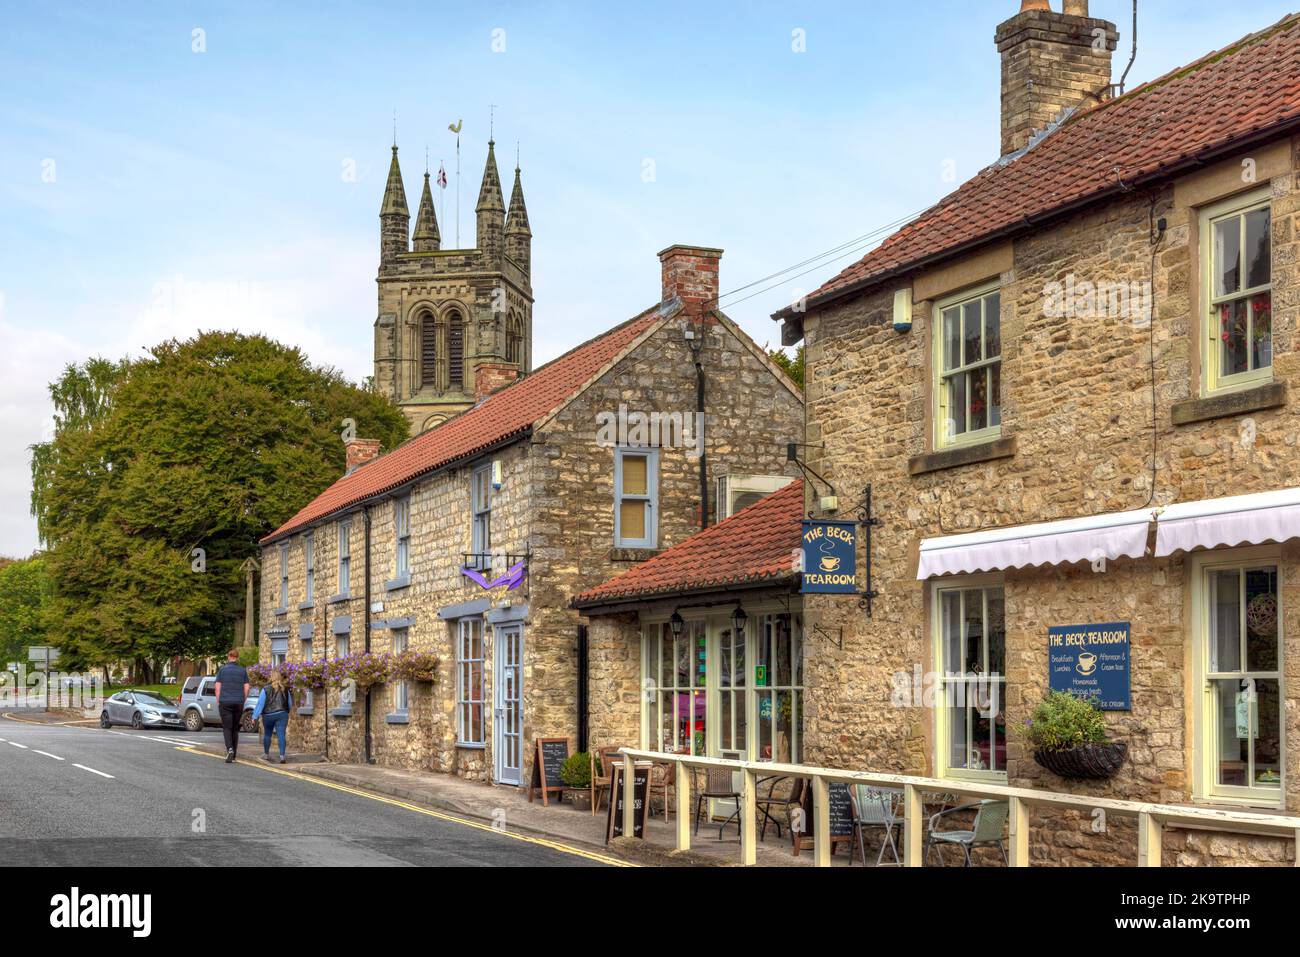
[494,624,523,785]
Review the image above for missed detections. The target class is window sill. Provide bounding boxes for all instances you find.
[1170,382,1285,426]
[274,607,288,617]
[297,601,315,611]
[908,436,1017,476]
[385,712,410,725]
[327,593,351,605]
[610,547,661,562]
[296,706,314,717]
[328,706,353,718]
[456,741,486,750]
[385,575,411,592]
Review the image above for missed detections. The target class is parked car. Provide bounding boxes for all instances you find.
[178,676,260,734]
[99,690,183,730]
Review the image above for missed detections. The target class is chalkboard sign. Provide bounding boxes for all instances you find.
[791,780,856,857]
[527,737,570,805]
[606,763,650,843]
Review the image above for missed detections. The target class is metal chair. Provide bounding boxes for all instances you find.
[694,766,742,839]
[754,775,799,840]
[591,746,626,816]
[850,785,902,866]
[925,799,1010,866]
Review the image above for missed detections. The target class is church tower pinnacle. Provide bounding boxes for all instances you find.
[379,145,409,262]
[412,171,440,252]
[475,140,506,264]
[506,164,531,274]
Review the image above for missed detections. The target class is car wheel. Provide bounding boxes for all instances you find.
[100,711,111,729]
[184,709,204,733]
[241,710,258,734]
[131,712,143,730]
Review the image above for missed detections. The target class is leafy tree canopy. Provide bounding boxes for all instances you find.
[767,344,804,389]
[30,331,409,671]
[0,555,51,667]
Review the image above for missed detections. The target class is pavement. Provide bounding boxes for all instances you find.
[0,712,619,867]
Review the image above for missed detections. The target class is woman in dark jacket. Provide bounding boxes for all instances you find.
[257,670,292,764]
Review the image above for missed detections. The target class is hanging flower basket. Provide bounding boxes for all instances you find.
[390,649,439,684]
[327,652,392,689]
[1033,741,1128,780]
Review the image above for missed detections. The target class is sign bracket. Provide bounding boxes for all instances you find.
[854,485,881,617]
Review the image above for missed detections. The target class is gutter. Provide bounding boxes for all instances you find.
[772,117,1300,328]
[571,573,799,616]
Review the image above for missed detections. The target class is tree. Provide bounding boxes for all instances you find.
[0,556,51,667]
[767,344,804,389]
[31,331,409,676]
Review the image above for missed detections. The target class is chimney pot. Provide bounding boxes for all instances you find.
[658,244,723,320]
[1062,0,1088,15]
[1020,0,1050,10]
[344,437,382,475]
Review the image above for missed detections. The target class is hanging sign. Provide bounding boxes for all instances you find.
[1048,621,1131,710]
[800,521,857,594]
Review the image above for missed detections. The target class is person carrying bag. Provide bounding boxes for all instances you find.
[253,670,293,764]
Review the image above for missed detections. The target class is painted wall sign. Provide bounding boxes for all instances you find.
[800,521,858,594]
[1048,621,1131,711]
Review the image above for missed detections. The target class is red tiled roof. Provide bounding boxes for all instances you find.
[789,14,1300,314]
[572,480,804,608]
[262,308,662,543]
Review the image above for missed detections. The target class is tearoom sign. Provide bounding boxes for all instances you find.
[1047,621,1131,710]
[801,521,857,594]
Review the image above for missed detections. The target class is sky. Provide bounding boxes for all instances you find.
[1,0,1295,557]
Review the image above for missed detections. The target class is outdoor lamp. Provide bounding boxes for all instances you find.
[731,604,748,637]
[669,610,685,639]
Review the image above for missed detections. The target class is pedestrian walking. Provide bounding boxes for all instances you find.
[213,649,249,764]
[253,669,292,764]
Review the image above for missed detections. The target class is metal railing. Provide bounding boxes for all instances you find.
[618,748,1300,867]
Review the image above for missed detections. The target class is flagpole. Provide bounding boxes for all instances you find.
[455,133,461,249]
[439,159,445,240]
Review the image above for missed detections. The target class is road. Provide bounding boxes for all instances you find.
[0,716,609,867]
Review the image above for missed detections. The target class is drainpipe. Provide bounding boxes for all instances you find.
[695,356,709,531]
[576,624,589,753]
[363,504,373,765]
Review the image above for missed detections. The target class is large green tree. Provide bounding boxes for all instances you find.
[31,331,409,676]
[0,555,51,667]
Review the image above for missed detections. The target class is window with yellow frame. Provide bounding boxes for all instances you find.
[1192,548,1284,807]
[1200,188,1272,395]
[934,284,1002,449]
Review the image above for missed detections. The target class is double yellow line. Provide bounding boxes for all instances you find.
[177,745,631,867]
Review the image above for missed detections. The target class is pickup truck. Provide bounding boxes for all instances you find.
[178,675,260,734]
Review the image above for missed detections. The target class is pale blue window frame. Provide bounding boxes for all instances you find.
[614,447,659,549]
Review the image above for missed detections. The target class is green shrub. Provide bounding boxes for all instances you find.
[560,752,597,789]
[237,646,260,668]
[1021,690,1109,751]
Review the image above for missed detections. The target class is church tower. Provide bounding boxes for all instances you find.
[373,140,533,433]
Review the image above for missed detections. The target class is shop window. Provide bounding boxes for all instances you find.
[717,625,746,755]
[933,582,1006,780]
[1197,555,1282,805]
[935,284,1001,449]
[1201,189,1272,395]
[615,448,658,549]
[643,620,706,755]
[391,628,409,714]
[754,613,804,764]
[456,618,485,746]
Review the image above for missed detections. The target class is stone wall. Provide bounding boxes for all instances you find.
[585,613,643,751]
[798,134,1300,864]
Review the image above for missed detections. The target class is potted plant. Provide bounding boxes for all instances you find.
[1023,690,1127,780]
[561,752,596,808]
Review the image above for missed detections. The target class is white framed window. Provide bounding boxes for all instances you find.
[643,620,706,755]
[717,622,746,755]
[278,544,289,610]
[470,464,492,569]
[335,631,349,658]
[932,579,1007,781]
[303,533,315,604]
[614,447,658,549]
[1192,548,1283,807]
[456,618,485,746]
[337,519,351,596]
[934,284,1001,449]
[394,496,410,578]
[301,638,313,708]
[1201,188,1272,395]
[754,612,803,764]
[391,627,409,714]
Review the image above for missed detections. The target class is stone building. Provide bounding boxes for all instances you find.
[258,245,803,789]
[373,139,533,433]
[762,1,1300,864]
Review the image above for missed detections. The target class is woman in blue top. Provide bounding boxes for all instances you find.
[255,670,292,764]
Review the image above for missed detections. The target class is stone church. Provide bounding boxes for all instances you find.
[373,140,533,432]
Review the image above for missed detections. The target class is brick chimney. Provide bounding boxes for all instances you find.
[474,362,520,402]
[345,437,381,474]
[658,244,723,320]
[996,0,1118,156]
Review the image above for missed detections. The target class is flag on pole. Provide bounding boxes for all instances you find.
[436,164,448,189]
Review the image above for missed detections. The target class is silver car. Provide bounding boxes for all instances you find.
[178,676,260,734]
[99,690,184,730]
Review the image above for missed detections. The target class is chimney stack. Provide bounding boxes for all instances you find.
[474,363,520,403]
[996,1,1118,156]
[658,244,723,320]
[345,437,382,474]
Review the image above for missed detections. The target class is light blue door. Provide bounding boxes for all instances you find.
[494,624,523,786]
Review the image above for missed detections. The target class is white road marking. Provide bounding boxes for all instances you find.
[9,742,28,749]
[73,763,114,779]
[32,750,64,760]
